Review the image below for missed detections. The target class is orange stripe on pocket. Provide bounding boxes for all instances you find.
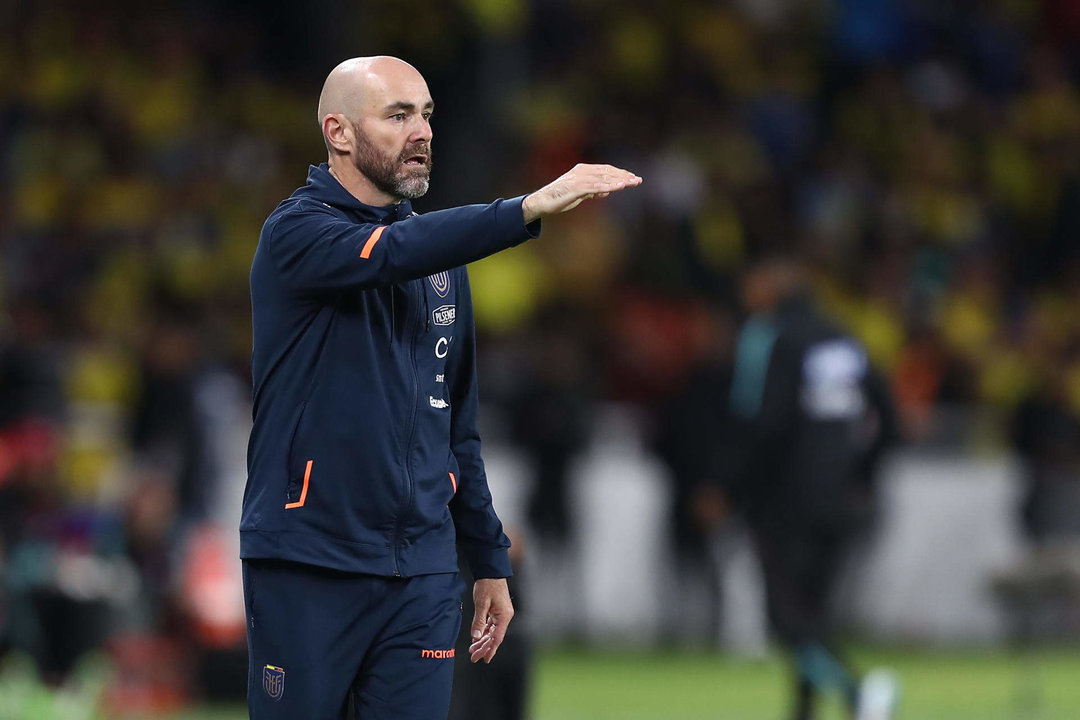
[285,460,313,509]
[359,226,387,259]
[449,472,457,493]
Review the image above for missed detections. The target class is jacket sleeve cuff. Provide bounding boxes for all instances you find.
[462,543,514,579]
[499,195,541,242]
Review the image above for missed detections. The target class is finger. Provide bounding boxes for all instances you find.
[578,164,641,181]
[471,597,491,641]
[470,633,493,663]
[469,632,494,662]
[468,631,492,653]
[468,620,496,655]
[587,182,628,196]
[592,165,641,182]
[482,618,510,663]
[468,619,499,663]
[469,639,489,660]
[468,621,495,649]
[589,173,640,193]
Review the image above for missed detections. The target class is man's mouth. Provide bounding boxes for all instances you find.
[404,155,428,166]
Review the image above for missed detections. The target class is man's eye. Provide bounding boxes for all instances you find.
[391,113,406,121]
[422,113,432,121]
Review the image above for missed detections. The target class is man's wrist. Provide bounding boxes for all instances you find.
[521,193,538,225]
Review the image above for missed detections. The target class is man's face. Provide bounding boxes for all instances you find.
[351,70,434,201]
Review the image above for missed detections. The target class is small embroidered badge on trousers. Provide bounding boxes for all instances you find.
[263,665,285,700]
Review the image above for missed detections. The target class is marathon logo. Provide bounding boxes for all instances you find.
[432,304,456,326]
[420,649,455,659]
[429,396,449,409]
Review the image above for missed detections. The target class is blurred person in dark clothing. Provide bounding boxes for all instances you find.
[125,289,251,702]
[0,298,65,497]
[0,332,63,556]
[1010,364,1080,542]
[130,293,216,527]
[125,292,214,627]
[0,298,132,685]
[653,300,737,645]
[0,299,65,434]
[448,530,530,720]
[720,256,899,720]
[511,302,593,547]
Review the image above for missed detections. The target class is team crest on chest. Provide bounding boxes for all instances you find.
[263,665,285,700]
[429,271,451,298]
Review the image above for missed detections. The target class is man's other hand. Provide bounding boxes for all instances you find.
[468,577,514,663]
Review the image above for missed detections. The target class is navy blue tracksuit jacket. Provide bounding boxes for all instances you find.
[241,163,539,580]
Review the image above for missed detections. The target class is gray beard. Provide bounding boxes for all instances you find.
[353,124,431,201]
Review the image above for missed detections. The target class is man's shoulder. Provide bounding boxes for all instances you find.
[270,194,344,221]
[264,196,346,239]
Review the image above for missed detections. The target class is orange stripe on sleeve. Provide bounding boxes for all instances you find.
[285,460,313,509]
[449,472,457,493]
[359,226,387,259]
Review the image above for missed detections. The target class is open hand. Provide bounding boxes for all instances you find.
[522,164,642,223]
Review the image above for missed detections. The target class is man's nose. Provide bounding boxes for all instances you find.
[410,116,432,143]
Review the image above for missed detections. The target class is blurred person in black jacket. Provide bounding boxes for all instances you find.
[720,256,898,720]
[653,301,737,646]
[510,302,593,548]
[448,531,530,720]
[1010,363,1080,542]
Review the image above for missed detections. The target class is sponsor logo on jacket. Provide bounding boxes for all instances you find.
[432,305,456,326]
[429,272,450,298]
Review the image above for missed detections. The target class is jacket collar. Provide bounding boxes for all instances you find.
[294,163,414,223]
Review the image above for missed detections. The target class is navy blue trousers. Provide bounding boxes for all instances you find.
[243,559,464,720]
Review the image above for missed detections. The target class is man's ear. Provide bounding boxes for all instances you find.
[323,114,352,154]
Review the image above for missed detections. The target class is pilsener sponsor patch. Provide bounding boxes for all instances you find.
[432,305,456,326]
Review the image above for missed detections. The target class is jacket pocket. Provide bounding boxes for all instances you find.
[285,401,309,505]
[446,454,461,504]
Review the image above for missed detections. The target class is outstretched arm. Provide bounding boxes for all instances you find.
[268,163,640,294]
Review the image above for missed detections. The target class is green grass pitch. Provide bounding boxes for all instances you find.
[531,645,1080,720]
[80,644,1080,719]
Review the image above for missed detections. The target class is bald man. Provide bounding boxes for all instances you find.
[240,57,640,720]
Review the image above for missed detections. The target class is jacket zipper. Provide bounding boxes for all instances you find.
[393,279,422,576]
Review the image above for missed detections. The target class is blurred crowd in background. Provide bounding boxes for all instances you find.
[3,0,1080,713]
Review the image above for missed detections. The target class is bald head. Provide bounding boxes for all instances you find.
[318,56,428,134]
